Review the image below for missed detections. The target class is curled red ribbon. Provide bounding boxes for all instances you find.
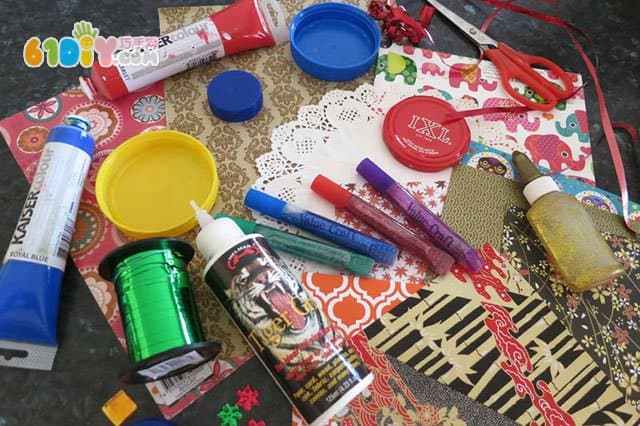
[368,1,434,44]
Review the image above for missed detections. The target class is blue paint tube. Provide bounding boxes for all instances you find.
[244,189,399,265]
[0,116,94,370]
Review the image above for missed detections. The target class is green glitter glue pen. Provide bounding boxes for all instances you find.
[215,213,375,276]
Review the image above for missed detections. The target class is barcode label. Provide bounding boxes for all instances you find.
[56,217,75,260]
[186,52,218,70]
[138,351,205,380]
[4,142,90,271]
[151,362,213,405]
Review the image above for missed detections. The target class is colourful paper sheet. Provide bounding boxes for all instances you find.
[374,44,594,183]
[365,244,639,425]
[0,84,251,419]
[300,273,423,339]
[502,204,640,411]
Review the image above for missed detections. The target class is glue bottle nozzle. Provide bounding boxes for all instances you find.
[190,200,214,228]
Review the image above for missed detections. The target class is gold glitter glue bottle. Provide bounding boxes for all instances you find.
[513,151,623,292]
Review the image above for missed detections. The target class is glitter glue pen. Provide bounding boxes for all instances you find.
[357,158,484,272]
[79,0,288,100]
[192,203,373,426]
[244,189,399,265]
[311,175,455,276]
[215,213,375,276]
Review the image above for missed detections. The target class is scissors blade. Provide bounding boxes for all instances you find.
[425,0,499,49]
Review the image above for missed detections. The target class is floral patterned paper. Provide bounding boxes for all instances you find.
[502,204,640,410]
[0,84,252,419]
[330,180,449,284]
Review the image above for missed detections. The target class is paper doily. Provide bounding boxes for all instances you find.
[253,84,478,284]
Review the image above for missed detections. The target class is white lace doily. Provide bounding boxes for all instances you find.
[253,84,477,284]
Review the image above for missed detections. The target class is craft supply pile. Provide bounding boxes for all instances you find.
[1,0,639,425]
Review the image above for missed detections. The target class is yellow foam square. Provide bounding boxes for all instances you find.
[102,389,138,426]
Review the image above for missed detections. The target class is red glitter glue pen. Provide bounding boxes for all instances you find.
[311,174,455,276]
[357,158,483,272]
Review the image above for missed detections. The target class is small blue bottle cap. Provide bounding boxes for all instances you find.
[207,70,263,122]
[244,189,286,220]
[356,158,395,193]
[290,3,381,82]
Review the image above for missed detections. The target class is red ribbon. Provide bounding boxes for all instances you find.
[425,0,638,234]
[473,0,639,234]
[368,1,434,44]
[443,105,530,124]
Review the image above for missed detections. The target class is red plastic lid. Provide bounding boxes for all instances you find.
[383,96,471,172]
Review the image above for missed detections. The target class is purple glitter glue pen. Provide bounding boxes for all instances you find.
[357,158,484,272]
[311,175,455,276]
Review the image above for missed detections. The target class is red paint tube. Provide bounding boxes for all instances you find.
[79,0,288,100]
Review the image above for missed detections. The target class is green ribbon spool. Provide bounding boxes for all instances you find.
[99,238,220,383]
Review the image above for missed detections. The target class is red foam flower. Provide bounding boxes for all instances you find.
[236,385,260,412]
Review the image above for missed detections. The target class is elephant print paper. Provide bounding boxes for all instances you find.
[374,45,594,182]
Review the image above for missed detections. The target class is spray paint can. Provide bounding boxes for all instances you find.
[0,115,94,370]
[191,203,373,426]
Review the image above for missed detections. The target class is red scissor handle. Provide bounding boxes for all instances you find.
[485,43,575,111]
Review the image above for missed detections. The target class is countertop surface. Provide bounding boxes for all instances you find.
[0,1,638,425]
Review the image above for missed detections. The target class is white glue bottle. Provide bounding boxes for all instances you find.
[191,201,373,426]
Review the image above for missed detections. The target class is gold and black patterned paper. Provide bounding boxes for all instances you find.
[365,245,639,425]
[503,204,640,412]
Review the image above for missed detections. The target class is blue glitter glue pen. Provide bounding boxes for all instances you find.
[244,189,399,265]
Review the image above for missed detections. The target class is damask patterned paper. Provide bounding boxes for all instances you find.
[159,0,373,219]
[0,84,253,419]
[374,44,594,182]
[365,244,640,425]
[502,204,640,412]
[157,0,376,368]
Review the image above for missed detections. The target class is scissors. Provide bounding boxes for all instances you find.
[425,0,575,111]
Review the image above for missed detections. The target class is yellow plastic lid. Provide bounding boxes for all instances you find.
[96,130,218,238]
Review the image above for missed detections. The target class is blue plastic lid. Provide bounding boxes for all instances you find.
[290,3,381,82]
[207,70,263,122]
[244,189,286,220]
